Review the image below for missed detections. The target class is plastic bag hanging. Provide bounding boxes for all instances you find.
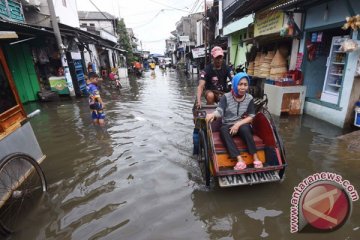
[339,39,359,52]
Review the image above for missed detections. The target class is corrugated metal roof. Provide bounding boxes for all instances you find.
[223,0,278,25]
[0,19,53,36]
[78,11,116,20]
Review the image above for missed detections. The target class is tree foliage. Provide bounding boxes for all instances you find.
[116,18,135,64]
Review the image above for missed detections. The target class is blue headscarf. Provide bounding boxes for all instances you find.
[231,72,250,97]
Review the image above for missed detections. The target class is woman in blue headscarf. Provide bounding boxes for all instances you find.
[206,72,263,170]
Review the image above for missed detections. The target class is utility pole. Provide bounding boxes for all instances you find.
[46,0,75,96]
[204,0,207,65]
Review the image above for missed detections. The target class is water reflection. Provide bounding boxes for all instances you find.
[244,207,282,238]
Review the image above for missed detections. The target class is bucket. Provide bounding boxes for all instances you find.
[354,101,360,127]
[193,128,199,155]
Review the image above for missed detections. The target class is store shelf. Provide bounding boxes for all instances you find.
[327,83,342,88]
[321,36,348,104]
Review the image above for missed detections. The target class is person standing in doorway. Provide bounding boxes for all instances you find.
[87,72,105,126]
[196,46,234,109]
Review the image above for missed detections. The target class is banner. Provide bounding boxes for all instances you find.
[192,47,205,58]
[179,35,189,42]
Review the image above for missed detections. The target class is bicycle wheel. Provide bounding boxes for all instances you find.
[198,129,210,187]
[0,153,47,234]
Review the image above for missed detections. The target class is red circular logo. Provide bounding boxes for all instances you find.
[301,182,351,231]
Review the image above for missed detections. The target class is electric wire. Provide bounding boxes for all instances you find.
[148,0,190,13]
[190,0,200,13]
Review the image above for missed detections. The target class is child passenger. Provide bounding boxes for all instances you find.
[87,72,105,126]
[206,72,263,170]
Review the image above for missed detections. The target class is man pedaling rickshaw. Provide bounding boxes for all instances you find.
[196,46,234,109]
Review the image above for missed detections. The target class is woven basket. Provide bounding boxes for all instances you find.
[270,67,288,74]
[278,45,289,58]
[271,50,287,67]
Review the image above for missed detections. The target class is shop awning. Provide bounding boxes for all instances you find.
[0,19,54,38]
[269,0,325,11]
[58,23,126,53]
[0,31,18,39]
[223,0,278,25]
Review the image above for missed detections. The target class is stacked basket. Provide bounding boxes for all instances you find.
[270,50,288,80]
[247,61,255,76]
[253,52,262,77]
[259,51,275,79]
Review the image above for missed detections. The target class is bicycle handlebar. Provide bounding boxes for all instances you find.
[27,109,41,119]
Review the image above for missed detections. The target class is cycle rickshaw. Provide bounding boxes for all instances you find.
[0,46,47,235]
[193,96,287,187]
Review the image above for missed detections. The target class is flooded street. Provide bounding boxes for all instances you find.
[17,69,359,240]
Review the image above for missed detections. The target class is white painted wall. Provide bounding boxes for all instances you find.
[83,44,100,74]
[108,49,114,68]
[196,20,203,46]
[79,20,116,35]
[53,0,80,28]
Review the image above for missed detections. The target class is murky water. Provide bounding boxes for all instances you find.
[13,68,359,239]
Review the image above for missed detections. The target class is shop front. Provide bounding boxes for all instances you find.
[299,0,360,127]
[0,20,55,103]
[242,3,305,116]
[223,15,254,72]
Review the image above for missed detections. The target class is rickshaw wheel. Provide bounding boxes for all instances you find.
[0,153,47,235]
[198,129,211,187]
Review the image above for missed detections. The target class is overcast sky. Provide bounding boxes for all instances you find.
[76,0,204,54]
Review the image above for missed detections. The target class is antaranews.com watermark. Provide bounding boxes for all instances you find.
[290,172,359,233]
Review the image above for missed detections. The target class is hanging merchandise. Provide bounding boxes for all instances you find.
[37,48,49,64]
[339,39,359,52]
[311,32,318,43]
[342,15,360,31]
[316,32,323,42]
[306,41,317,61]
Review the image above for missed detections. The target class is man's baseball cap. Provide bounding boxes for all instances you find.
[211,46,224,58]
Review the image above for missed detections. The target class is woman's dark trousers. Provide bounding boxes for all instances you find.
[220,123,257,158]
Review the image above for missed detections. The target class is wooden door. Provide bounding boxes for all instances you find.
[0,47,26,135]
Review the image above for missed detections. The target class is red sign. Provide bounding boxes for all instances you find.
[296,53,303,70]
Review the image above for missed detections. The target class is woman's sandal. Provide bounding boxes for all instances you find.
[253,160,263,168]
[234,161,247,170]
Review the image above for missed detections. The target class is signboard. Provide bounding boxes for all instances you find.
[254,10,284,37]
[218,171,281,187]
[192,47,205,58]
[49,76,70,95]
[179,35,189,42]
[296,53,303,70]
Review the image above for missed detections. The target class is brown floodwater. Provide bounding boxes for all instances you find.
[12,68,360,239]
